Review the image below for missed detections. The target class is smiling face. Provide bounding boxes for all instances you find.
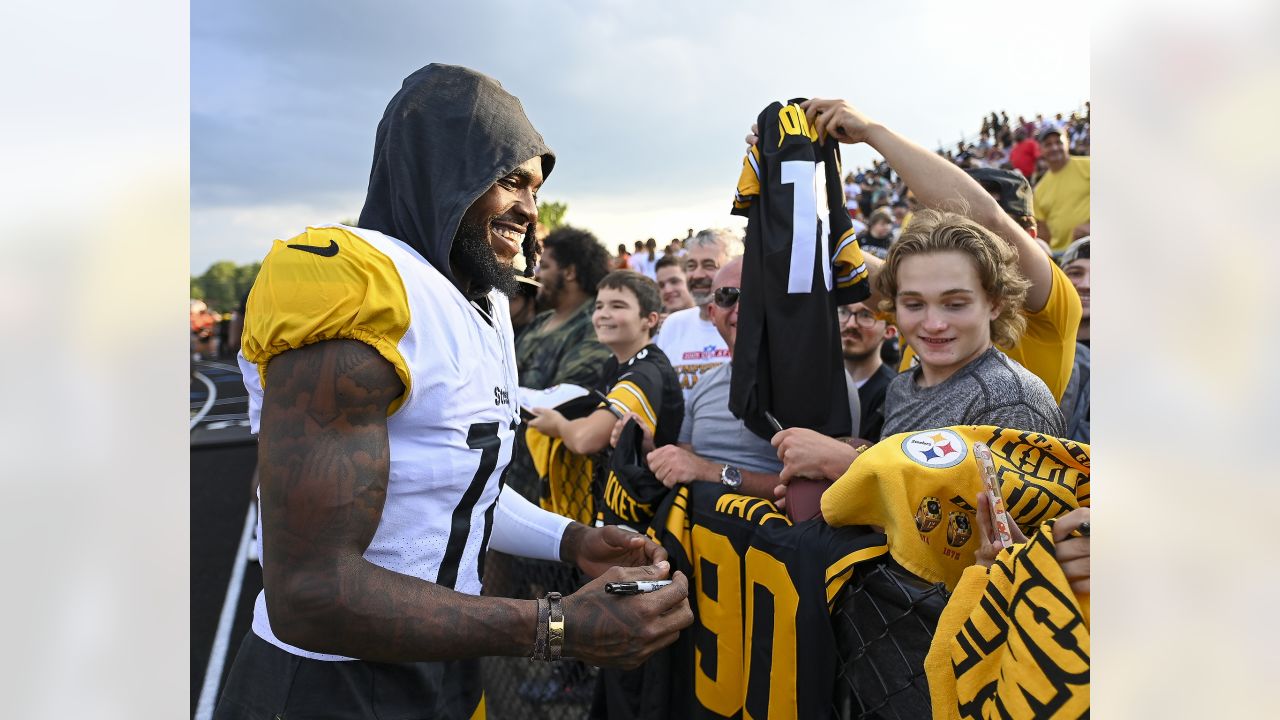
[894,251,999,385]
[707,259,743,352]
[683,245,727,304]
[656,264,694,312]
[593,285,657,356]
[1039,132,1069,171]
[462,156,543,263]
[451,156,544,296]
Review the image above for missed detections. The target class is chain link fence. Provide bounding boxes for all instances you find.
[831,558,950,719]
[480,433,600,719]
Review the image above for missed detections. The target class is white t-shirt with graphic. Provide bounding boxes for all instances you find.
[654,307,730,403]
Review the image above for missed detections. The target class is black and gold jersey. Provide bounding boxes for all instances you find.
[590,345,683,530]
[596,344,684,449]
[630,483,889,719]
[729,99,871,440]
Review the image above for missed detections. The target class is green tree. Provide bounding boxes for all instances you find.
[234,262,262,303]
[192,260,262,310]
[537,200,567,233]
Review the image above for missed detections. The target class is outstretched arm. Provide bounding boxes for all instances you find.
[800,99,1054,312]
[646,443,778,500]
[526,406,618,456]
[259,339,691,666]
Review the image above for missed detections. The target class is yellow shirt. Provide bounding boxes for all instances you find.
[1033,156,1090,251]
[898,262,1082,402]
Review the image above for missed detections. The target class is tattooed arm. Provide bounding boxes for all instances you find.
[259,339,692,665]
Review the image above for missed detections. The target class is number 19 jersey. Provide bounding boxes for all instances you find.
[241,224,522,660]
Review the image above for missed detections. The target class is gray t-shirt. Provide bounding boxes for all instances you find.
[881,347,1065,439]
[678,363,782,474]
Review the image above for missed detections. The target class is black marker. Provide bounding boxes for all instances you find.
[604,580,672,595]
[764,411,785,434]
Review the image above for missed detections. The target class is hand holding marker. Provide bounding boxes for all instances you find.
[605,580,673,595]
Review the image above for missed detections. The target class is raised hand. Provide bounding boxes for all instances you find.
[799,98,878,145]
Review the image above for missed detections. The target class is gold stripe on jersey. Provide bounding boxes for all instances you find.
[243,226,413,414]
[823,544,890,607]
[832,226,869,289]
[606,380,657,431]
[733,146,762,212]
[648,485,691,547]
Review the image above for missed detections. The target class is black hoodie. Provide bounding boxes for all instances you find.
[357,64,555,290]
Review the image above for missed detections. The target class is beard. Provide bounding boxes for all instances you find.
[841,336,879,363]
[451,217,519,298]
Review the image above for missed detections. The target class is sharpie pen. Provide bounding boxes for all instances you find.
[604,580,672,595]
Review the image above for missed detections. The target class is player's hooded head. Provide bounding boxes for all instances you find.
[358,64,555,298]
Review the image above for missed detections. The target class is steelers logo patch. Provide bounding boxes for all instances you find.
[900,429,969,469]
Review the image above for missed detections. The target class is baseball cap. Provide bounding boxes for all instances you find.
[1058,237,1090,267]
[1038,125,1065,142]
[966,167,1034,219]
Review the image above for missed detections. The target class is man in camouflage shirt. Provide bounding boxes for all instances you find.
[509,226,614,498]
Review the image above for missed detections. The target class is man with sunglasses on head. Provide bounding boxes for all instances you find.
[613,259,784,500]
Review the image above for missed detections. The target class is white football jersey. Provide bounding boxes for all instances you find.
[240,224,521,660]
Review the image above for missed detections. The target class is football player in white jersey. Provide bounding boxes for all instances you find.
[217,64,692,720]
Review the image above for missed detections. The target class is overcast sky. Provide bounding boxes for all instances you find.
[192,0,1089,273]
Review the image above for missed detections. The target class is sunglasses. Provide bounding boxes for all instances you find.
[713,286,741,308]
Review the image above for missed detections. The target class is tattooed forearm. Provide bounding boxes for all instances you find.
[257,340,536,662]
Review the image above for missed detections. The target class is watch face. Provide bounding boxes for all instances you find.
[721,465,742,488]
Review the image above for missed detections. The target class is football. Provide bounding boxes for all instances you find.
[785,478,833,523]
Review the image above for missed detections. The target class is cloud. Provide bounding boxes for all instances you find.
[192,0,1090,271]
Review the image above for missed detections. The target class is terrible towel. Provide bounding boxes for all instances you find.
[924,517,1090,718]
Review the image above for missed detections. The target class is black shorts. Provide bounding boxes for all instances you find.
[213,632,484,720]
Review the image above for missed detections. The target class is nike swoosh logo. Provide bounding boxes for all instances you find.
[286,239,339,257]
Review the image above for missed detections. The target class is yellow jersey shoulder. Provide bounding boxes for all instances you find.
[242,226,413,410]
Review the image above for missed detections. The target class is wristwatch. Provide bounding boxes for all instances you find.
[719,464,743,489]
